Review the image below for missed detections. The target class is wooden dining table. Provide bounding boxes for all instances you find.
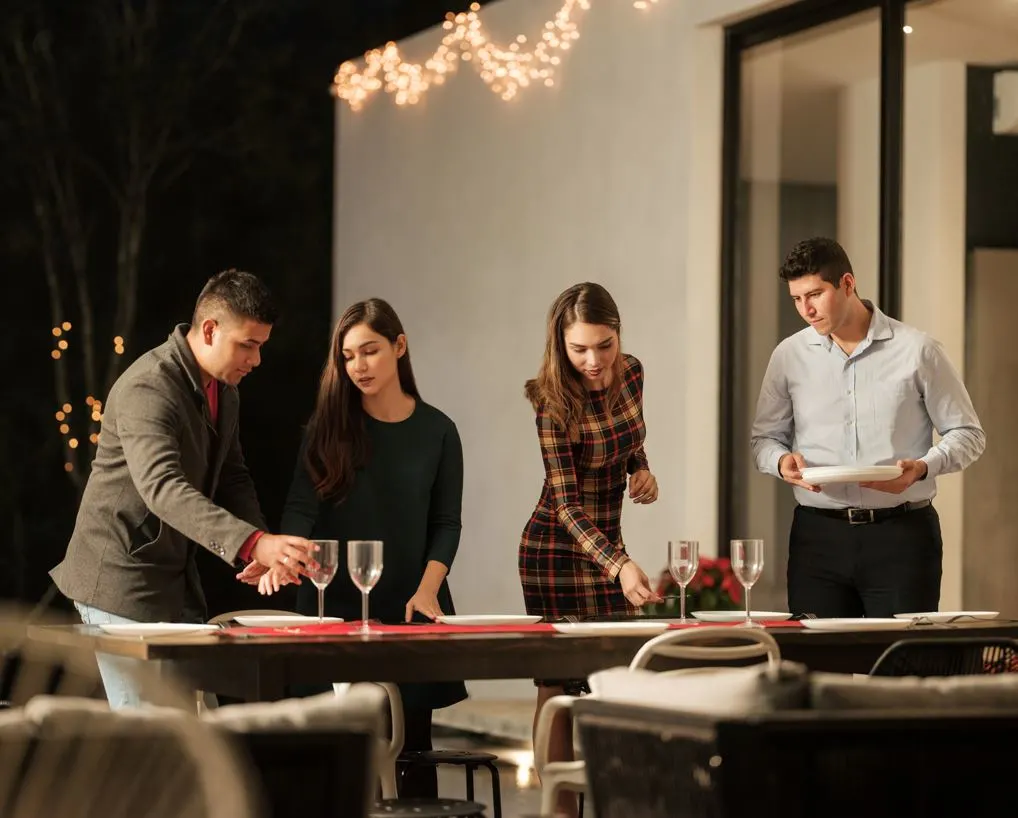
[27,618,1018,702]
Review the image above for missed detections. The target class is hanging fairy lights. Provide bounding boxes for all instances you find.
[332,0,662,111]
[50,322,115,462]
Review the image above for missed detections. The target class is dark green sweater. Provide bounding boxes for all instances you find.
[282,400,467,710]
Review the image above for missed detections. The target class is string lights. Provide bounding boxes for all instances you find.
[51,323,117,467]
[332,0,662,110]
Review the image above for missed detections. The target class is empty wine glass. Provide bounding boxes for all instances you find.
[348,540,383,634]
[308,540,339,623]
[731,539,764,628]
[667,540,700,624]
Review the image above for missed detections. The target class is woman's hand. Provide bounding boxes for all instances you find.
[405,588,443,622]
[618,560,661,607]
[628,469,659,504]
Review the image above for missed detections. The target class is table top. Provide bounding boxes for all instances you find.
[29,617,1018,663]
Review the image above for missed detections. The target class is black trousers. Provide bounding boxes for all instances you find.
[787,503,943,618]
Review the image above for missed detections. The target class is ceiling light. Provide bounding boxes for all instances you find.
[902,24,913,34]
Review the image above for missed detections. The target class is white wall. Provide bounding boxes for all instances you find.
[332,0,783,698]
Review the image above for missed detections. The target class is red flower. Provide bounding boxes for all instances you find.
[721,574,741,603]
[701,572,716,588]
[716,558,731,572]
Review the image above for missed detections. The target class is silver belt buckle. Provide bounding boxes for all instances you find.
[847,508,875,525]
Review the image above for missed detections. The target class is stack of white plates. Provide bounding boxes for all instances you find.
[800,465,903,484]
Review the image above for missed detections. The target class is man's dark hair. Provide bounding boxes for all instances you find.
[779,237,853,287]
[192,269,279,325]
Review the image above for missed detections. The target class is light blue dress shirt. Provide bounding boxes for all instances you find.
[751,302,985,510]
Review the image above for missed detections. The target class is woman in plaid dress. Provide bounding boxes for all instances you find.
[519,282,660,817]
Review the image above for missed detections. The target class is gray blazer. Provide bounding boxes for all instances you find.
[50,325,267,622]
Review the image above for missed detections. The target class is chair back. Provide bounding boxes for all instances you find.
[629,626,781,672]
[869,637,1018,677]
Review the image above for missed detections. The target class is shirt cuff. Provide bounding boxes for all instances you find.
[237,530,265,564]
[602,549,631,581]
[920,452,944,481]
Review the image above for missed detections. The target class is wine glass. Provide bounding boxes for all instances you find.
[308,540,339,623]
[347,540,383,634]
[731,539,764,628]
[667,540,700,624]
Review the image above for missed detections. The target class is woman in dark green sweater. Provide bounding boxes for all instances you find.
[279,297,467,797]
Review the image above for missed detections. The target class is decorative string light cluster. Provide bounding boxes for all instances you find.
[332,0,662,110]
[51,322,121,469]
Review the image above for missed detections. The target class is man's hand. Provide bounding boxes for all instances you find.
[778,453,820,493]
[859,458,927,494]
[628,469,659,504]
[248,534,317,593]
[618,560,661,608]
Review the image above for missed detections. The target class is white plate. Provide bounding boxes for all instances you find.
[98,623,220,637]
[552,621,670,637]
[692,611,792,622]
[436,615,542,626]
[800,465,903,484]
[233,615,344,627]
[801,618,908,631]
[894,611,999,623]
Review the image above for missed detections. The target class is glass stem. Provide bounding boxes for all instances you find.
[361,590,369,630]
[317,587,324,623]
[745,587,752,624]
[680,586,687,622]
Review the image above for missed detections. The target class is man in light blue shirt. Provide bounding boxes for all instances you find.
[751,237,985,617]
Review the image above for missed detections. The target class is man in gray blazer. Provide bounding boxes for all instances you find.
[50,269,315,707]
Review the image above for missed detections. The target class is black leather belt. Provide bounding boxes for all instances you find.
[799,499,932,525]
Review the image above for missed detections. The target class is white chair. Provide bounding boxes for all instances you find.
[534,626,783,816]
[196,609,285,715]
[0,605,255,818]
[628,626,781,673]
[204,610,404,799]
[335,681,405,799]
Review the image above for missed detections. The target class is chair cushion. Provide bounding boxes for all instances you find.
[202,684,386,736]
[588,660,810,715]
[810,671,1018,710]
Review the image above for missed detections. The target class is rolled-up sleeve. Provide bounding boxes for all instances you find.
[917,339,986,479]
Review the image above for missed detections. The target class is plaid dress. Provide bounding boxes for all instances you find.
[519,353,650,619]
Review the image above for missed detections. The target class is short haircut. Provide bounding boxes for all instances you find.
[192,269,279,326]
[779,237,853,287]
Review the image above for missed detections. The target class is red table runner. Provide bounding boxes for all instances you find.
[222,619,803,637]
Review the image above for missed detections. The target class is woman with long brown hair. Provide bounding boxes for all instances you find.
[520,282,660,817]
[278,297,466,798]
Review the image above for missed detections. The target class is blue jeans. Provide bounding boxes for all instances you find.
[73,602,151,709]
